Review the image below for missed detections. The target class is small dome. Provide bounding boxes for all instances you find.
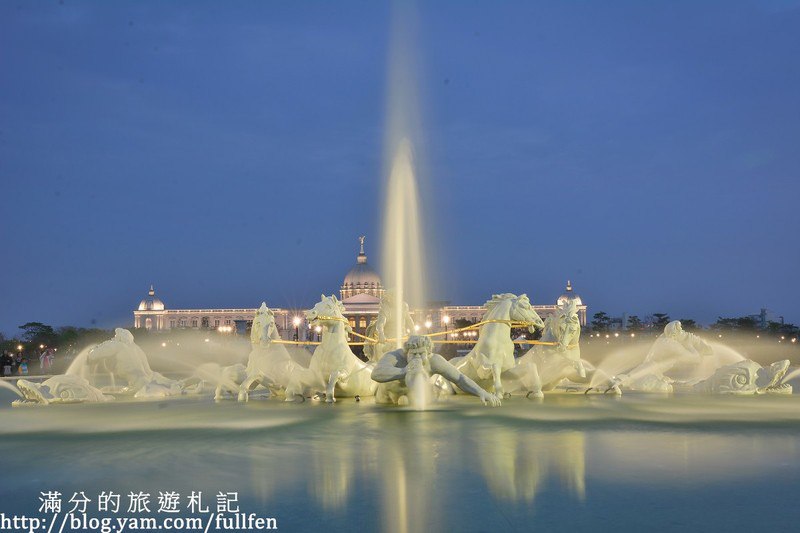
[557,280,582,306]
[138,285,165,311]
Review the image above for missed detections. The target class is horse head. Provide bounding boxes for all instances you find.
[251,302,278,345]
[306,294,348,330]
[508,294,545,333]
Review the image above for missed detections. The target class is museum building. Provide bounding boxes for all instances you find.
[133,239,587,340]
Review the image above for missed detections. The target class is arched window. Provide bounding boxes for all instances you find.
[145,318,152,330]
[359,317,367,329]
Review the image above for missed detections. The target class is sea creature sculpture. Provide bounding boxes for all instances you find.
[602,321,792,395]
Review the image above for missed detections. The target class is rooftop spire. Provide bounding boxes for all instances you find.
[566,280,572,292]
[357,235,367,264]
[149,284,155,296]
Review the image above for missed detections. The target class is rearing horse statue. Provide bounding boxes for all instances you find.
[451,293,544,397]
[302,294,377,402]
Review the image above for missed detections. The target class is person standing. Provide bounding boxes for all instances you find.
[2,351,12,377]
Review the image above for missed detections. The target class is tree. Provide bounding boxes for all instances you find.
[711,316,758,332]
[650,313,671,330]
[18,322,57,348]
[626,315,643,331]
[678,318,699,331]
[591,312,611,332]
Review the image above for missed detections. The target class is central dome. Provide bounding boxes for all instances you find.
[340,236,384,300]
[138,285,165,311]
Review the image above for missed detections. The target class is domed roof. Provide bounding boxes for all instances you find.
[557,280,583,306]
[342,236,383,289]
[138,285,165,311]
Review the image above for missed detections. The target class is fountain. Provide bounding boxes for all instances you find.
[1,7,799,532]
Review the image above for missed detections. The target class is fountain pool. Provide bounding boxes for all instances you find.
[2,389,799,532]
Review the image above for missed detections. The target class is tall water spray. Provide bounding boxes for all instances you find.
[381,5,427,349]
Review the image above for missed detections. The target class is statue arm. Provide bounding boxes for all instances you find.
[431,355,489,398]
[371,352,406,383]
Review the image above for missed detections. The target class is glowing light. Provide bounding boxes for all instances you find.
[605,334,610,339]
[631,333,635,337]
[413,325,420,332]
[204,338,210,343]
[17,345,23,351]
[314,326,322,333]
[792,338,797,343]
[424,320,432,329]
[161,342,167,347]
[293,316,302,327]
[718,334,723,338]
[442,315,450,325]
[614,333,619,338]
[39,344,45,349]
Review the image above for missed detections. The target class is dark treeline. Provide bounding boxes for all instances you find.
[589,312,799,338]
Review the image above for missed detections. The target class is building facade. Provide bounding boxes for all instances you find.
[133,238,588,340]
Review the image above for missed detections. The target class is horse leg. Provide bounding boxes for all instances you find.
[491,363,506,398]
[237,375,260,402]
[325,371,340,403]
[526,362,544,399]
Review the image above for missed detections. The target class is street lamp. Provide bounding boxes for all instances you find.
[442,315,450,341]
[314,325,322,342]
[292,316,302,341]
[424,320,432,329]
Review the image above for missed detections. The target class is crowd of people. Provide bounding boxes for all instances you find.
[1,348,56,377]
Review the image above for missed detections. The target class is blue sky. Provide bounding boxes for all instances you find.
[1,1,799,334]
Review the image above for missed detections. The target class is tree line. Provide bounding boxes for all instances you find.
[589,312,799,337]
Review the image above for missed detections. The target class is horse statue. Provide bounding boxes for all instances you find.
[202,303,314,401]
[451,293,545,397]
[363,290,416,362]
[298,294,377,402]
[516,299,595,395]
[236,302,314,401]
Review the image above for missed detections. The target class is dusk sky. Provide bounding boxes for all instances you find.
[1,1,799,335]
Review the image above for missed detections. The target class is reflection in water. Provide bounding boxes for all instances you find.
[476,426,585,504]
[1,394,799,530]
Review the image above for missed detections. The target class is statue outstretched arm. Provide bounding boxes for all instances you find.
[371,351,406,383]
[431,354,500,405]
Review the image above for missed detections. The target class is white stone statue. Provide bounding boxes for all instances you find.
[604,321,792,395]
[214,302,313,402]
[81,328,184,398]
[516,299,600,396]
[287,294,376,402]
[13,328,192,405]
[364,289,415,362]
[450,293,544,397]
[15,375,113,405]
[372,335,501,406]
